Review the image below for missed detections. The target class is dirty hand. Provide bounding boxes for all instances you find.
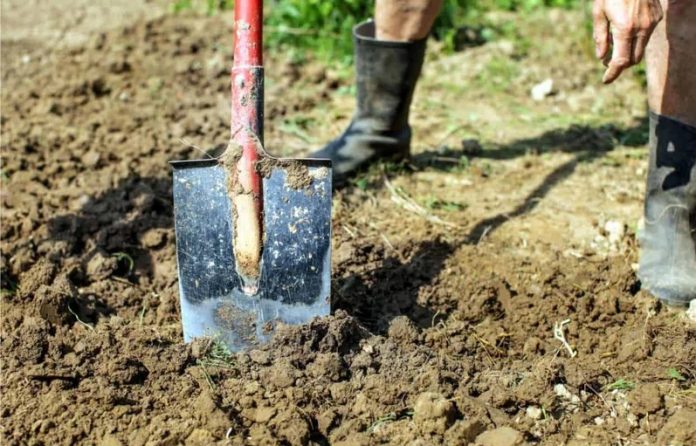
[592,0,663,84]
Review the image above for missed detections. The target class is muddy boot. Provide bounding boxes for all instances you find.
[637,112,696,306]
[311,21,427,186]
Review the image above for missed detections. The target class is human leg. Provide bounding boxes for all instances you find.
[310,0,443,186]
[638,0,696,305]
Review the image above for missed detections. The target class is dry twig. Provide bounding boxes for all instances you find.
[383,176,459,228]
[553,319,577,358]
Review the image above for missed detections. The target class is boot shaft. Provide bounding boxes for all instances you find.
[353,21,427,132]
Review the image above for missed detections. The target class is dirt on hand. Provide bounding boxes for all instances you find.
[2,7,695,446]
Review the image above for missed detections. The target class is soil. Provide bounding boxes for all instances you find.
[256,157,313,190]
[2,5,696,446]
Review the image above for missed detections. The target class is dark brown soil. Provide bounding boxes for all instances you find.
[2,10,695,446]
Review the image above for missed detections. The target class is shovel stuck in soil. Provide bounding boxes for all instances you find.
[171,0,332,351]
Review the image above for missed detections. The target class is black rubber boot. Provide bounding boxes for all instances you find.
[637,112,696,306]
[311,21,427,186]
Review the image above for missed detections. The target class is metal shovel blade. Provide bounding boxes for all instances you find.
[171,156,332,352]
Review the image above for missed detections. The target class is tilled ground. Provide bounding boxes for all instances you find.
[2,9,695,446]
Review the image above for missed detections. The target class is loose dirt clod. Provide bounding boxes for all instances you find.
[255,157,313,190]
[475,426,524,446]
[413,392,457,434]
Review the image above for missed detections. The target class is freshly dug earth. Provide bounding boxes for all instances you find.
[2,9,696,446]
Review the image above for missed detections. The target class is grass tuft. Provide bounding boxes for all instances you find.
[367,409,413,434]
[605,378,635,391]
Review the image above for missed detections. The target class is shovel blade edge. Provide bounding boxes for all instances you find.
[171,158,332,351]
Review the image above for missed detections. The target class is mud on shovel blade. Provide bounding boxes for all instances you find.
[171,157,332,351]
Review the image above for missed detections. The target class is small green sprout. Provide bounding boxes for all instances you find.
[367,409,413,434]
[605,378,635,391]
[667,368,686,382]
[112,252,134,274]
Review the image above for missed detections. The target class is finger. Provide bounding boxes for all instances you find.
[603,31,632,84]
[602,34,613,67]
[632,33,649,64]
[592,9,610,59]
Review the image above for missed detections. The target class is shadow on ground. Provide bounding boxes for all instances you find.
[337,117,648,332]
[46,176,173,284]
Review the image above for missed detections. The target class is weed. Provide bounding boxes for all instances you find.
[265,0,372,65]
[424,196,468,212]
[198,362,216,391]
[336,84,357,97]
[112,252,135,274]
[458,155,471,170]
[481,161,494,177]
[667,368,687,382]
[618,122,649,147]
[381,161,409,176]
[599,156,622,168]
[264,0,582,63]
[195,338,236,390]
[474,56,520,93]
[198,337,236,369]
[278,117,316,143]
[169,0,583,63]
[353,176,369,191]
[138,304,148,327]
[172,0,233,15]
[605,378,635,391]
[367,409,413,434]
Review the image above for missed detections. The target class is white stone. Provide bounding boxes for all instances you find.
[526,406,543,420]
[554,383,572,400]
[627,413,638,427]
[531,79,555,101]
[687,299,696,322]
[604,220,626,245]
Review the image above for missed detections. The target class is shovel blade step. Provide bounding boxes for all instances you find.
[171,157,332,351]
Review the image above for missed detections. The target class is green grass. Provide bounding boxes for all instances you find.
[196,338,236,390]
[170,0,583,63]
[605,378,635,391]
[474,56,520,93]
[667,368,687,382]
[367,409,414,434]
[112,252,135,274]
[424,197,468,212]
[171,0,233,15]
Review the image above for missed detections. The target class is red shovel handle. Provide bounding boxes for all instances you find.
[231,0,264,293]
[232,0,263,164]
[233,0,262,67]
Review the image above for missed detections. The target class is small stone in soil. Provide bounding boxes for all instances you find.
[475,426,524,446]
[526,406,543,420]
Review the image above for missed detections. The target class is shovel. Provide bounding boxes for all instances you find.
[170,0,332,352]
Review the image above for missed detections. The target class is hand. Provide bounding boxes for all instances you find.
[593,0,663,84]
